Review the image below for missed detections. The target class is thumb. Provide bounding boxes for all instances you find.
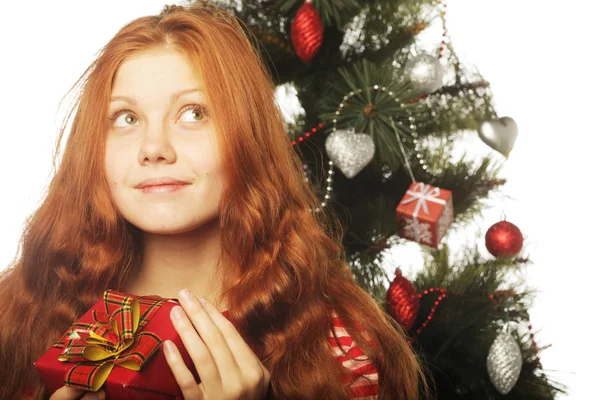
[49,385,84,400]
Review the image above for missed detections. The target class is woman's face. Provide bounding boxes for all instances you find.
[104,47,224,234]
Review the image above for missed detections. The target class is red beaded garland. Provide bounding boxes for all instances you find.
[415,287,447,335]
[439,1,448,58]
[289,80,489,148]
[291,122,325,146]
[527,323,540,354]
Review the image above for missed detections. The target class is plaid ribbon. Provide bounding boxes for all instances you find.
[51,289,173,391]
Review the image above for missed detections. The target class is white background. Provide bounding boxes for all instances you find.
[0,1,596,398]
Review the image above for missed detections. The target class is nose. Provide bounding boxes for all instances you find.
[137,120,177,165]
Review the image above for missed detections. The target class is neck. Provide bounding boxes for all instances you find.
[122,218,229,312]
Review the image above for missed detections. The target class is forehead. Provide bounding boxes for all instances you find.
[111,48,205,99]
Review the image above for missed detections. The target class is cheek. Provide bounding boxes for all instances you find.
[104,144,126,188]
[196,135,223,175]
[203,161,224,182]
[104,168,120,194]
[188,148,223,177]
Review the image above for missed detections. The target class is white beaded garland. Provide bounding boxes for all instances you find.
[303,83,437,213]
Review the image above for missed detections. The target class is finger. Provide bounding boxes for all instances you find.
[201,302,272,398]
[177,290,243,386]
[49,386,84,400]
[199,296,267,387]
[257,362,272,396]
[81,390,106,400]
[201,299,272,398]
[163,339,204,400]
[170,303,221,387]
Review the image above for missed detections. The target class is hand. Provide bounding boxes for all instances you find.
[49,386,106,400]
[164,289,271,400]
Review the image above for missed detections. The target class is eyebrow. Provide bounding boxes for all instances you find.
[110,88,205,105]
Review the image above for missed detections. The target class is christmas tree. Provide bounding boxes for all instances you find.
[188,0,565,398]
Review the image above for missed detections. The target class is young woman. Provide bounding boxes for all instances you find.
[0,2,428,399]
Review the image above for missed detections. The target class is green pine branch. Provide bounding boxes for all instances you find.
[408,244,566,398]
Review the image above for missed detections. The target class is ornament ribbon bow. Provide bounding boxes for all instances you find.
[52,290,171,391]
[400,182,447,244]
[401,182,447,215]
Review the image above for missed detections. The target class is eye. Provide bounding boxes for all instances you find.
[110,108,139,127]
[179,104,209,123]
[107,104,209,127]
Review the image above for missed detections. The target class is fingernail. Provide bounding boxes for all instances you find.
[179,289,195,304]
[98,390,106,400]
[171,306,185,320]
[164,340,176,355]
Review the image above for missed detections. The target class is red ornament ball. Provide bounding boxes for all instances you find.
[386,269,420,331]
[291,1,324,63]
[485,220,523,258]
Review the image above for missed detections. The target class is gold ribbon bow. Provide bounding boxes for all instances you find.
[52,290,170,391]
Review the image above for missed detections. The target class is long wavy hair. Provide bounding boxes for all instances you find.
[0,2,429,399]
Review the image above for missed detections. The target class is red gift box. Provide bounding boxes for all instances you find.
[396,181,454,248]
[34,289,233,400]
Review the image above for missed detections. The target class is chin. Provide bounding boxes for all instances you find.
[126,214,219,236]
[140,226,194,235]
[130,221,196,235]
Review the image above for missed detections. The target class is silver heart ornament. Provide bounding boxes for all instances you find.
[325,128,376,179]
[478,116,518,157]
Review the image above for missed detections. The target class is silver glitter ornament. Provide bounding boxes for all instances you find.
[478,116,518,157]
[325,127,375,179]
[486,331,523,395]
[405,52,444,94]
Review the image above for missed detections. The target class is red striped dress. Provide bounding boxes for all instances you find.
[329,310,379,399]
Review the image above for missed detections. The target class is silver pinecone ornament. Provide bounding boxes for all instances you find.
[486,331,523,395]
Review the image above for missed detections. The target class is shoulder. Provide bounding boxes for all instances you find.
[328,310,379,399]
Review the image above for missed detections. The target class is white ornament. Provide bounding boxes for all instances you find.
[325,128,375,179]
[405,52,444,94]
[478,116,519,157]
[487,331,523,395]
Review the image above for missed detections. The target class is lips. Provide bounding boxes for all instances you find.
[134,177,191,189]
[137,184,189,194]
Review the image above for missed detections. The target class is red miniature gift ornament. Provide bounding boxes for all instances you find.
[396,181,454,248]
[33,289,234,400]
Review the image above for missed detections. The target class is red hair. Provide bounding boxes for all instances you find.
[0,2,429,399]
